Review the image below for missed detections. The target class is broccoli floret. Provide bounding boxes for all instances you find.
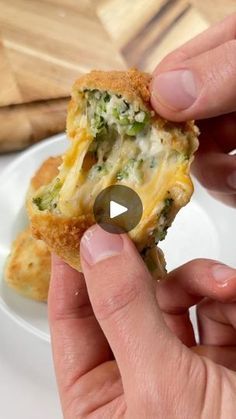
[149,157,157,168]
[86,90,150,138]
[126,121,146,136]
[152,197,174,243]
[161,198,173,218]
[116,158,143,183]
[33,179,62,211]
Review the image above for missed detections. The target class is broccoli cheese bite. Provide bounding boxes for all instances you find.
[5,156,62,302]
[5,228,51,302]
[28,69,199,273]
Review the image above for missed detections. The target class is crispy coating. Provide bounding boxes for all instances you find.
[5,228,50,302]
[5,156,62,301]
[29,210,94,271]
[70,68,196,134]
[30,155,62,191]
[73,69,151,109]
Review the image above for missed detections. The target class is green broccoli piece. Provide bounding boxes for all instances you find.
[33,179,62,211]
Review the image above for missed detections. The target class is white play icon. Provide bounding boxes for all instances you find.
[110,200,128,219]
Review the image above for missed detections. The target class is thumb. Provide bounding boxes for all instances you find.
[80,225,196,394]
[150,40,236,121]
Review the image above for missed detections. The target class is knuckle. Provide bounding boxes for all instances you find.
[92,280,141,321]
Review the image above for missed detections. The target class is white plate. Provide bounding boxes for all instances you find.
[0,133,235,418]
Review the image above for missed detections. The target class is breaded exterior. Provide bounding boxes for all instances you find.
[68,69,196,139]
[30,211,94,271]
[5,228,51,302]
[74,69,152,109]
[30,155,62,192]
[28,69,199,275]
[5,156,62,301]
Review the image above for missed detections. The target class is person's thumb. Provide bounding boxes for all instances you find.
[151,40,236,121]
[80,225,200,397]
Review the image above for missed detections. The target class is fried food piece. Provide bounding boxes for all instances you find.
[5,228,51,301]
[5,156,62,301]
[28,69,199,275]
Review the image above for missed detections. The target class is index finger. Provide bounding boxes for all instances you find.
[155,13,236,71]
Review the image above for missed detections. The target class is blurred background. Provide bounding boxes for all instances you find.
[0,0,235,153]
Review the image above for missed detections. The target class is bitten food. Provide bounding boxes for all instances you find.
[28,69,199,275]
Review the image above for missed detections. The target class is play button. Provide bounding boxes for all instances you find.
[93,185,143,234]
[110,201,128,218]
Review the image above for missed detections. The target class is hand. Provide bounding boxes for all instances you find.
[49,226,236,419]
[150,13,236,207]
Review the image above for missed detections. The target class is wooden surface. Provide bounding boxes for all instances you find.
[0,0,234,152]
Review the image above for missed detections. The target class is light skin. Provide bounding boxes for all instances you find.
[151,13,236,207]
[48,14,236,419]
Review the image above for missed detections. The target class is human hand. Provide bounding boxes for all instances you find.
[150,13,236,207]
[49,225,236,419]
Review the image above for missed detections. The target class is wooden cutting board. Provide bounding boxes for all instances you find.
[0,0,233,152]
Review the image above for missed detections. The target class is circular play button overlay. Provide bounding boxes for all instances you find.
[93,185,143,234]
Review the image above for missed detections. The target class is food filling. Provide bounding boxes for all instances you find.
[33,89,196,249]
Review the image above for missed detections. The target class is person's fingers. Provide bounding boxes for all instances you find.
[192,135,236,194]
[197,299,236,346]
[48,255,111,403]
[80,225,193,394]
[157,259,236,345]
[192,345,236,372]
[191,114,236,199]
[197,113,236,154]
[66,361,125,418]
[151,39,236,121]
[158,311,196,348]
[156,13,236,71]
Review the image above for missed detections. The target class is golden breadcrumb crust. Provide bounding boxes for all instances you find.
[29,210,94,270]
[73,68,151,108]
[67,69,197,146]
[5,228,51,302]
[31,155,62,191]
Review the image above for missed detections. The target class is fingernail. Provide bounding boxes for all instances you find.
[81,225,123,265]
[152,69,198,110]
[212,264,236,285]
[227,171,236,189]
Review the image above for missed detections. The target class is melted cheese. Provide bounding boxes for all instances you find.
[33,88,197,253]
[56,119,193,252]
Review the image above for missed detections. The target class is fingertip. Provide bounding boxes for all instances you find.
[151,69,197,112]
[80,224,124,267]
[163,259,236,305]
